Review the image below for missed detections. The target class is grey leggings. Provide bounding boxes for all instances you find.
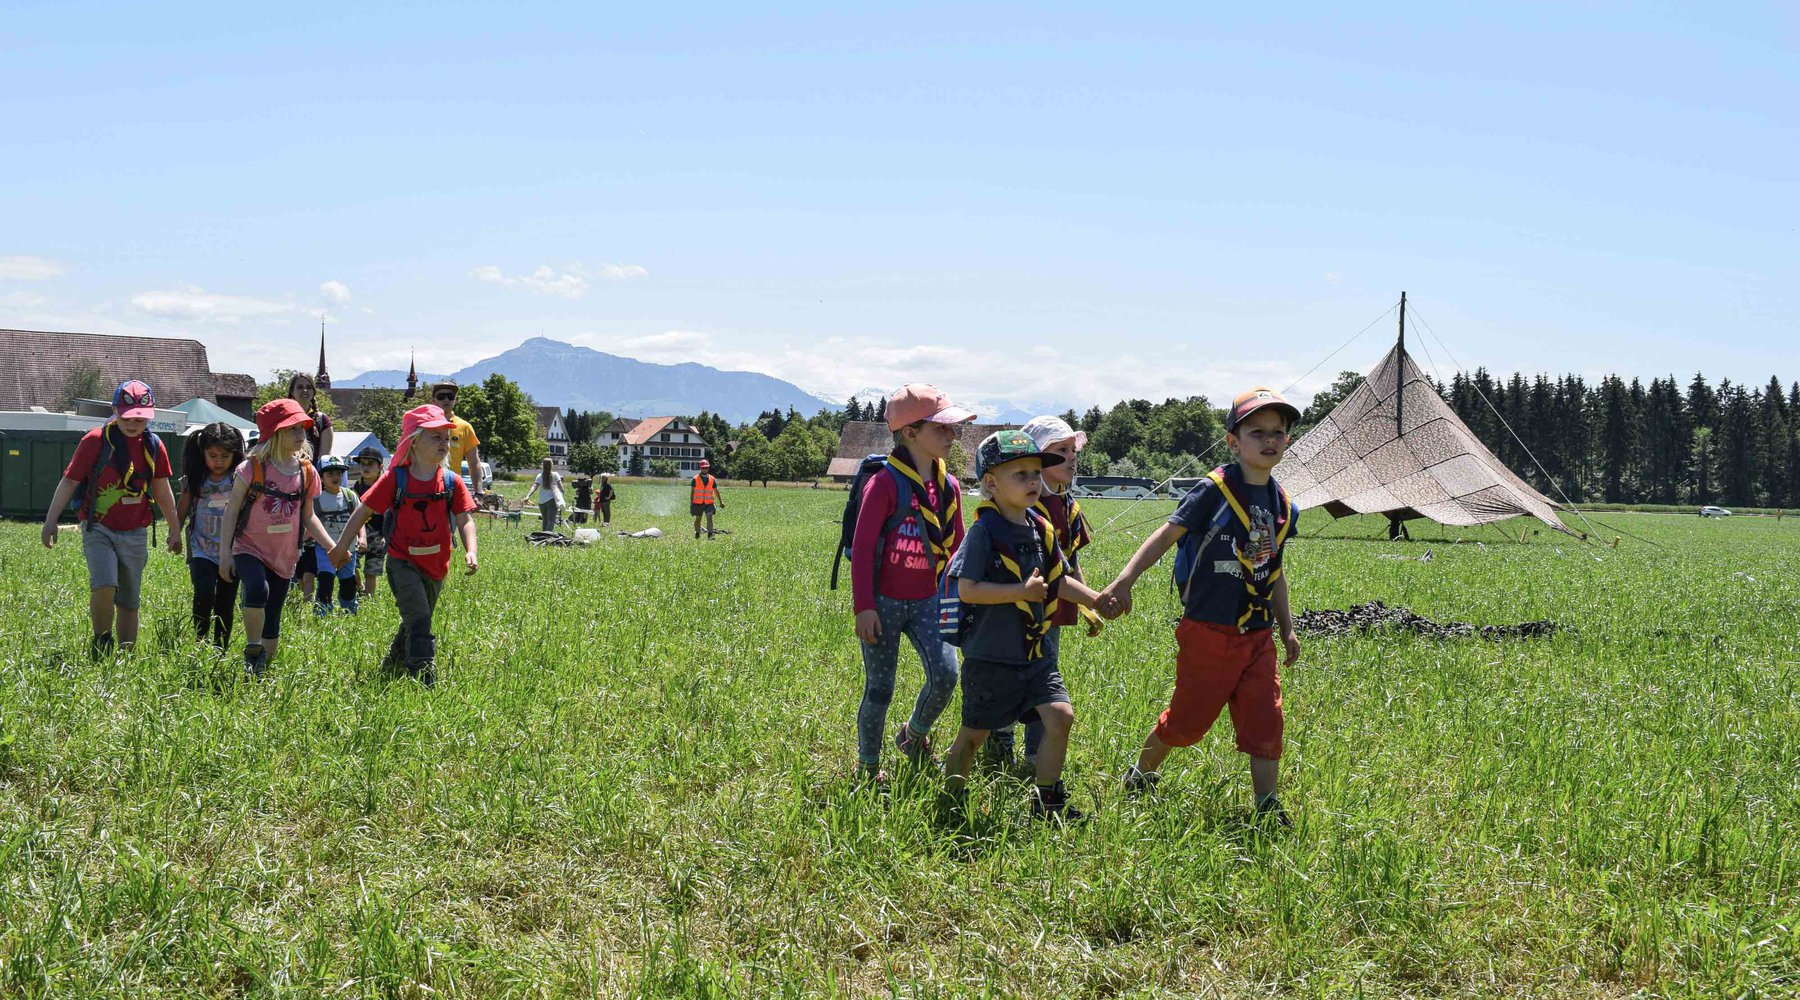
[857,592,960,765]
[386,558,444,667]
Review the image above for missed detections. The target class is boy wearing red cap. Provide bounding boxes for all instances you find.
[220,398,338,677]
[847,383,976,782]
[39,380,182,657]
[329,404,479,688]
[1099,388,1304,826]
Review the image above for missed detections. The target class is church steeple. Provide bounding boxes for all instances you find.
[405,351,418,400]
[316,321,332,390]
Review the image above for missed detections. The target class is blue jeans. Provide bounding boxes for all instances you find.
[857,593,960,765]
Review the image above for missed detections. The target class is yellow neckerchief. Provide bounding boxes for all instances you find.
[1205,466,1294,630]
[973,500,1065,659]
[886,446,961,578]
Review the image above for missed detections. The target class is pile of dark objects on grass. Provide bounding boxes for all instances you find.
[527,531,575,547]
[1295,600,1556,640]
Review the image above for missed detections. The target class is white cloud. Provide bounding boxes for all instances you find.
[470,261,647,298]
[616,329,713,355]
[0,290,48,309]
[0,255,65,281]
[320,280,352,306]
[1324,271,1345,285]
[129,284,301,324]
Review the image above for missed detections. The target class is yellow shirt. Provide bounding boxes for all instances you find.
[447,415,480,476]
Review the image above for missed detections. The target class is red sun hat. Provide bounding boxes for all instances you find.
[886,383,977,431]
[255,397,314,439]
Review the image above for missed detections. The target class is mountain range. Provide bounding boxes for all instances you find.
[339,337,834,425]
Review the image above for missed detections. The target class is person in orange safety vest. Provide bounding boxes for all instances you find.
[691,459,724,539]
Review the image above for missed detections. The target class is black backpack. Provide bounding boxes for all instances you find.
[71,427,164,529]
[829,454,924,590]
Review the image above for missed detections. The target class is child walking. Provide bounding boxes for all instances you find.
[848,384,976,783]
[986,415,1103,769]
[220,399,335,677]
[39,380,182,657]
[1098,388,1303,826]
[328,404,479,689]
[940,430,1106,823]
[531,458,564,532]
[353,448,388,597]
[597,473,616,526]
[177,422,244,647]
[311,455,364,614]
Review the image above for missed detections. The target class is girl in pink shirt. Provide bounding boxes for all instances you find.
[220,399,335,678]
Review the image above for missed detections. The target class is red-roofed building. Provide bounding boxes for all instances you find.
[596,416,710,476]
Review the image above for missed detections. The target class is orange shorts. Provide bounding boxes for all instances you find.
[1153,619,1284,759]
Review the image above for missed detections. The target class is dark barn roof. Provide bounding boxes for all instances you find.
[0,328,228,413]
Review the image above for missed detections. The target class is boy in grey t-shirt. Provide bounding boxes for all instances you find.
[310,455,365,614]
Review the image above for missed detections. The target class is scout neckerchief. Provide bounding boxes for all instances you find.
[1205,464,1293,631]
[1034,489,1092,558]
[974,500,1065,659]
[886,445,960,577]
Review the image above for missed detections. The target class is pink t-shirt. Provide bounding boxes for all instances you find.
[850,467,966,613]
[229,457,319,577]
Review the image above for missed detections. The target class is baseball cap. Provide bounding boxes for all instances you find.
[355,447,384,463]
[254,398,314,439]
[975,428,1066,478]
[698,458,710,469]
[112,380,156,420]
[319,454,349,472]
[886,383,977,431]
[1019,415,1087,452]
[1227,387,1300,433]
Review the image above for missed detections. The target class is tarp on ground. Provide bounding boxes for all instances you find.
[1278,343,1572,534]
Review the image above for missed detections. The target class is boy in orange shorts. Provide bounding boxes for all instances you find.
[1097,388,1303,825]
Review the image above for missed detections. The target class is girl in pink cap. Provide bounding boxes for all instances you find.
[328,404,479,688]
[847,383,976,784]
[220,398,336,678]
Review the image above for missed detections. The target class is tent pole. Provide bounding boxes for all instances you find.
[1396,290,1406,435]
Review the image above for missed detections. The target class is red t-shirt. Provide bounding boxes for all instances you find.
[357,466,477,580]
[850,468,966,614]
[63,426,172,531]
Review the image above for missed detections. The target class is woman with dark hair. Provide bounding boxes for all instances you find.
[285,373,334,462]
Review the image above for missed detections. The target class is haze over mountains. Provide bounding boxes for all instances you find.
[343,338,1070,426]
[340,337,833,425]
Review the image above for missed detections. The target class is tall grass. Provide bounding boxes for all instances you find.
[0,488,1795,997]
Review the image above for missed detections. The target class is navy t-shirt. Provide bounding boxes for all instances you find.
[948,512,1061,666]
[1167,469,1296,631]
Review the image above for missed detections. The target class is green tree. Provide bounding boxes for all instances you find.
[569,441,620,476]
[732,429,775,486]
[649,458,678,478]
[458,374,545,471]
[63,359,106,410]
[353,387,408,450]
[772,421,828,481]
[1091,402,1144,460]
[947,439,973,481]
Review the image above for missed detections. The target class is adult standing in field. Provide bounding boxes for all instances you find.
[531,457,564,532]
[691,459,723,539]
[432,381,483,497]
[598,473,616,526]
[287,373,333,465]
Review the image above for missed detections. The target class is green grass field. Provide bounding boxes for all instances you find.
[1,487,1796,998]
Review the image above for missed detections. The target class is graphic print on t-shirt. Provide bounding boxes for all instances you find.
[1237,499,1279,573]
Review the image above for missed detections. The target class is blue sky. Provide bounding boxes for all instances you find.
[3,2,1795,414]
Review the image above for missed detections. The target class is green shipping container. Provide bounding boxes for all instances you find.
[0,427,188,521]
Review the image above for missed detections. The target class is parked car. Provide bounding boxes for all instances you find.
[1699,505,1732,517]
[460,460,493,493]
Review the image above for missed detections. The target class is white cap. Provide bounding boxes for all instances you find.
[1019,415,1087,452]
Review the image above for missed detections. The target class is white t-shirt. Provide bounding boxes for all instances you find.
[534,471,563,505]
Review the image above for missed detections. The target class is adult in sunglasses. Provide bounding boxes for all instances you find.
[431,382,483,497]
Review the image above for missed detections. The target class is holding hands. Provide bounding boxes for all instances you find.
[1095,580,1133,620]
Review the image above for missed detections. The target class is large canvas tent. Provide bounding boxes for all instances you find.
[1278,340,1572,535]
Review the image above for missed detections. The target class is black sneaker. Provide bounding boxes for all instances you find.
[1255,795,1292,829]
[1030,783,1087,825]
[89,632,115,661]
[243,645,268,679]
[1122,765,1161,795]
[412,661,436,689]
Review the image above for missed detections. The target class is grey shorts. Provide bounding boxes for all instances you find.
[82,524,149,608]
[960,655,1069,732]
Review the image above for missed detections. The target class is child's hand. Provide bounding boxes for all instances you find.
[327,544,349,570]
[219,559,235,583]
[464,551,478,575]
[1280,628,1301,667]
[41,521,58,549]
[166,532,183,555]
[1021,569,1047,603]
[854,609,882,644]
[1097,582,1132,620]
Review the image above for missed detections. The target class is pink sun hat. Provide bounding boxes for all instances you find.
[885,383,977,431]
[389,404,456,470]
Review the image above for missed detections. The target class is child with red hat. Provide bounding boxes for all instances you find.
[219,398,337,677]
[1098,387,1305,826]
[328,404,479,688]
[39,380,183,658]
